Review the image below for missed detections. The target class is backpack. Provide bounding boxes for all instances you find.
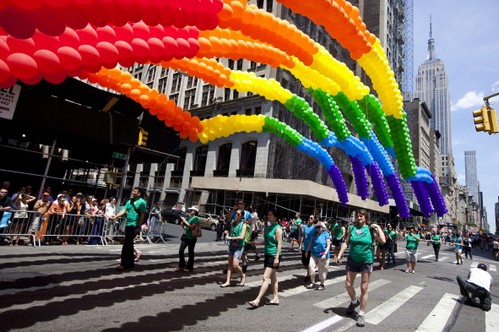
[192,223,202,237]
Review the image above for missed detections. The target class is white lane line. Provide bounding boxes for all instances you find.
[366,285,423,325]
[470,262,478,268]
[421,254,434,260]
[245,273,297,288]
[300,315,343,332]
[438,256,448,262]
[280,275,350,298]
[313,279,391,309]
[489,265,496,272]
[486,303,499,332]
[415,293,458,331]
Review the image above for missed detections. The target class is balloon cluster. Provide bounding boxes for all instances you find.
[0,0,448,217]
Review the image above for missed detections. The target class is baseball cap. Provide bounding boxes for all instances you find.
[477,263,487,271]
[43,192,50,196]
[76,192,83,197]
[188,206,199,213]
[315,221,327,229]
[57,194,65,200]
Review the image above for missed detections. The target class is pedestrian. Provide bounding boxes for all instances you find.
[248,209,283,308]
[463,233,473,260]
[305,221,331,291]
[457,263,492,311]
[300,215,316,283]
[431,230,442,261]
[175,206,200,272]
[111,187,147,271]
[385,224,397,265]
[331,219,346,259]
[290,212,302,250]
[336,209,385,327]
[220,209,247,287]
[404,228,423,273]
[452,232,464,265]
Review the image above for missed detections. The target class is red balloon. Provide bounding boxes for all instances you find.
[33,5,66,37]
[132,21,151,40]
[96,41,119,69]
[6,53,39,80]
[57,46,82,72]
[20,72,42,85]
[6,36,36,55]
[148,37,165,63]
[0,75,16,88]
[33,49,60,74]
[0,59,10,82]
[43,71,66,84]
[114,41,134,68]
[96,26,117,43]
[59,4,88,30]
[0,5,36,39]
[0,37,10,58]
[9,0,42,10]
[78,25,98,46]
[33,31,60,52]
[115,24,134,42]
[78,45,101,72]
[130,38,150,63]
[58,28,81,49]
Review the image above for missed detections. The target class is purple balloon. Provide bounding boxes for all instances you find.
[386,174,410,218]
[366,162,389,206]
[327,166,349,205]
[350,156,369,199]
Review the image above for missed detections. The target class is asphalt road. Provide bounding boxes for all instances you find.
[0,227,498,332]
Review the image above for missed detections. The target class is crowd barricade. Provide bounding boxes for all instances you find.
[0,210,130,247]
[143,214,168,244]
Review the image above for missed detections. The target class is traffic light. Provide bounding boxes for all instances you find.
[137,127,148,146]
[473,106,490,132]
[487,108,499,133]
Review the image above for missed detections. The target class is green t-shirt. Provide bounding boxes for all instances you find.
[333,223,344,240]
[124,198,147,227]
[229,221,245,247]
[184,216,199,240]
[431,234,441,245]
[292,218,302,231]
[406,234,420,250]
[264,223,281,256]
[348,225,373,264]
[244,223,251,245]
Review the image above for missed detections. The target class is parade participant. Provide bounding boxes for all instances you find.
[404,228,423,273]
[305,221,331,290]
[331,219,346,259]
[220,209,247,287]
[111,187,147,271]
[336,209,385,327]
[457,263,492,311]
[175,206,200,272]
[431,230,442,261]
[385,224,397,265]
[248,209,283,308]
[290,212,302,250]
[452,232,464,265]
[300,215,316,283]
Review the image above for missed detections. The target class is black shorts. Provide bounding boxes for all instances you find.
[264,254,282,269]
[301,250,310,267]
[346,258,373,273]
[333,239,343,247]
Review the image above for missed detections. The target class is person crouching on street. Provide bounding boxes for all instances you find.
[457,263,492,311]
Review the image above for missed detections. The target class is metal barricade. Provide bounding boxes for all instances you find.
[0,210,37,246]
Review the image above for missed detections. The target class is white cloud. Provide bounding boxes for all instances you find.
[451,91,484,111]
[492,81,499,92]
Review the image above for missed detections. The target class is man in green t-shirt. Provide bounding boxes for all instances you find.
[291,213,302,250]
[112,187,147,271]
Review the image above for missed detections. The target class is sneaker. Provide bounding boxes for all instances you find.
[346,300,360,315]
[482,298,491,311]
[411,270,415,274]
[316,284,325,291]
[134,250,142,262]
[405,269,411,273]
[306,283,316,289]
[254,255,261,262]
[356,314,365,327]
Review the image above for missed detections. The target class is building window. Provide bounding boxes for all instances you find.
[147,66,156,82]
[237,59,243,70]
[134,72,142,81]
[187,76,198,89]
[215,143,232,176]
[239,141,257,176]
[201,84,215,106]
[169,93,179,104]
[194,146,208,173]
[255,106,261,115]
[171,73,182,93]
[158,77,168,94]
[160,68,169,77]
[267,0,273,12]
[184,89,196,109]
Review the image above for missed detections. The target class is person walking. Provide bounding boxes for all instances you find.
[248,209,283,308]
[404,228,423,273]
[300,215,316,283]
[175,206,200,272]
[336,209,385,327]
[385,224,397,266]
[305,221,331,291]
[457,263,492,311]
[111,187,147,271]
[463,233,473,260]
[452,232,464,265]
[431,230,442,261]
[220,209,247,287]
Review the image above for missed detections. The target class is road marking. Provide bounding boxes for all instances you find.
[489,265,496,272]
[313,279,390,309]
[366,285,423,324]
[415,293,458,332]
[300,315,343,332]
[421,254,434,260]
[280,275,350,298]
[486,303,499,332]
[245,273,297,288]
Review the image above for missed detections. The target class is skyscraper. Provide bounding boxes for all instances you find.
[465,151,479,204]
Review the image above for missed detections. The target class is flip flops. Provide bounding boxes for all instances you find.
[264,301,279,306]
[247,301,259,308]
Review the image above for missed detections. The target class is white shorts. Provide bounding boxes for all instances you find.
[405,249,418,262]
[455,248,462,255]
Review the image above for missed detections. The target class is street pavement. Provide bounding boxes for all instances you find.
[0,227,498,332]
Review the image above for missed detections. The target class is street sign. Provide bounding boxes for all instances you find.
[112,151,126,160]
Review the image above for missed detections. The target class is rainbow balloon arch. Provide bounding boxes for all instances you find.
[0,0,447,219]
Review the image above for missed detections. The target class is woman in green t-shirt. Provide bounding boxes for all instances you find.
[404,228,423,273]
[336,209,385,328]
[248,209,283,308]
[431,231,442,261]
[175,206,200,272]
[220,209,247,287]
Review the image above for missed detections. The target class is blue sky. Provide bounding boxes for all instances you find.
[414,0,499,233]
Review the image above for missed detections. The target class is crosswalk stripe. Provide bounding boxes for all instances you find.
[489,265,496,272]
[313,279,391,309]
[280,275,351,298]
[486,303,499,331]
[300,315,343,332]
[245,273,297,288]
[366,285,423,324]
[471,262,478,268]
[421,254,434,260]
[415,293,458,331]
[439,256,449,262]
